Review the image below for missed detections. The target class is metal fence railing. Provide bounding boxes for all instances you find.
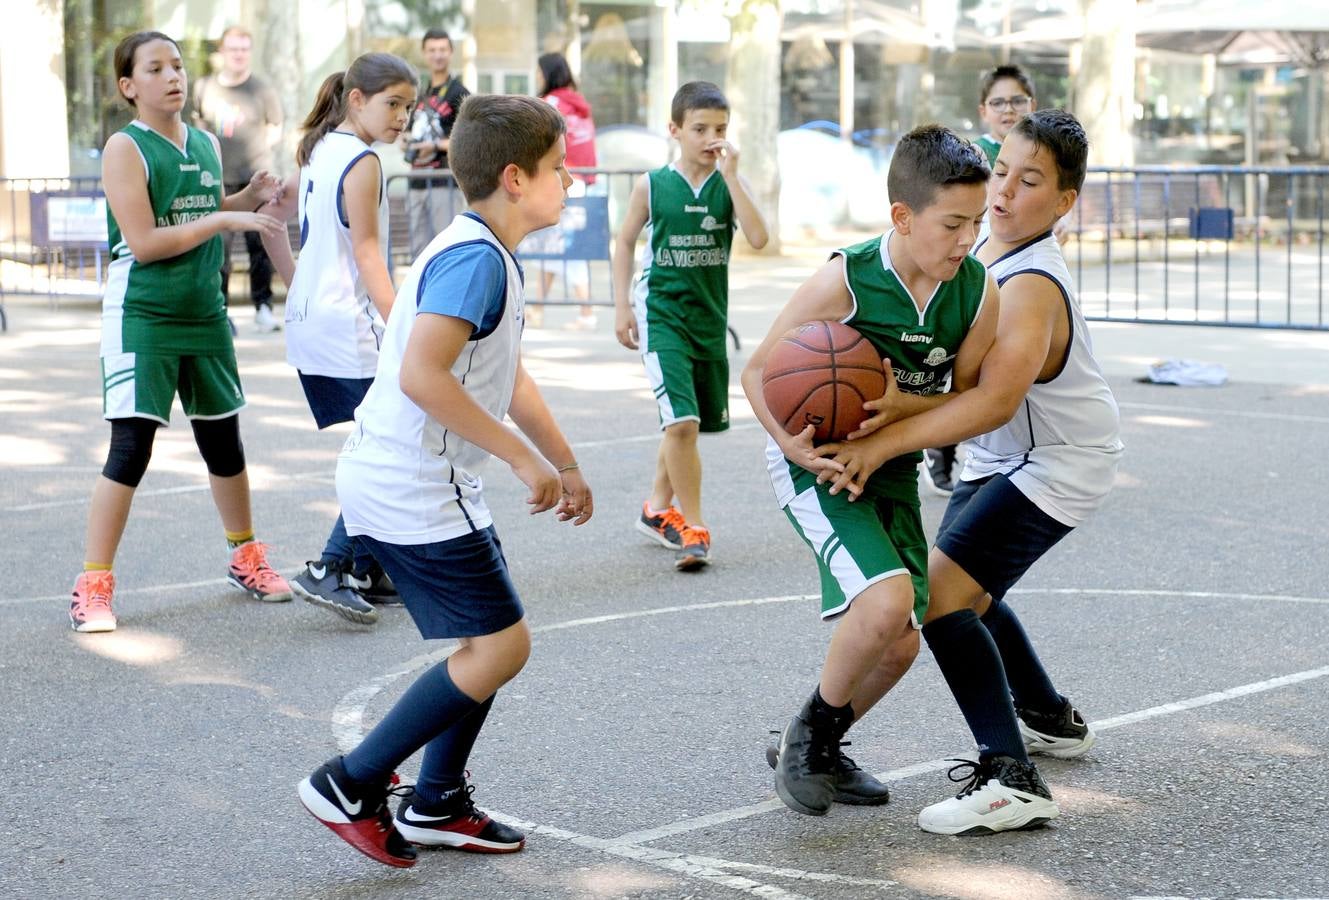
[0,176,108,330]
[385,167,645,311]
[1070,165,1329,330]
[7,165,1329,334]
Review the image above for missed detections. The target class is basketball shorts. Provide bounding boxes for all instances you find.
[643,349,729,433]
[935,473,1074,602]
[298,372,374,429]
[781,467,928,627]
[101,351,245,424]
[360,526,525,640]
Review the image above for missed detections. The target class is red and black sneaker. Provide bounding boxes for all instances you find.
[298,756,418,868]
[394,783,526,853]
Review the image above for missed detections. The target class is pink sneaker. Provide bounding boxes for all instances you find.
[70,571,117,633]
[227,541,292,602]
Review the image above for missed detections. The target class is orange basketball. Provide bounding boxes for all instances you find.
[761,321,886,443]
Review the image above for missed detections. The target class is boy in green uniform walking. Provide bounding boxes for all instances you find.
[613,81,769,571]
[741,125,997,815]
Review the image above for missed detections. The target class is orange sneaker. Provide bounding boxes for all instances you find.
[636,502,687,550]
[227,541,292,602]
[674,525,711,571]
[70,571,117,633]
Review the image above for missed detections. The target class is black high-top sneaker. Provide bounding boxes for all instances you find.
[772,696,844,816]
[1017,697,1096,759]
[765,737,890,805]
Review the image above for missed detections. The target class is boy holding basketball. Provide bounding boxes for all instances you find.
[740,125,997,816]
[818,110,1122,834]
[613,81,769,571]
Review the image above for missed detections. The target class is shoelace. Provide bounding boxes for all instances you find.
[769,730,859,773]
[77,573,115,613]
[657,506,687,535]
[232,542,285,590]
[394,781,485,822]
[679,524,711,546]
[942,758,989,798]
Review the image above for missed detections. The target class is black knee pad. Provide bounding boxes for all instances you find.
[191,415,246,477]
[102,418,160,487]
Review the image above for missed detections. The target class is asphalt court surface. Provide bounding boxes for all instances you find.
[3,264,1329,898]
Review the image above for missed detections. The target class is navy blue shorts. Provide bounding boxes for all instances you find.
[298,372,374,429]
[934,473,1074,602]
[359,527,525,639]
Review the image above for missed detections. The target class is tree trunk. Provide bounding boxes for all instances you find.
[253,0,304,177]
[725,0,783,255]
[1074,0,1135,166]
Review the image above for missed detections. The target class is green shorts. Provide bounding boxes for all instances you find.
[643,349,729,433]
[101,351,246,424]
[781,468,928,627]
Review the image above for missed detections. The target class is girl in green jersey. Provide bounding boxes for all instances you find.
[70,31,291,633]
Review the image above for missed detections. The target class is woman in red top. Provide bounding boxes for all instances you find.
[525,52,598,329]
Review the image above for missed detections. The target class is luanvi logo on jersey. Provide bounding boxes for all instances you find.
[178,162,200,173]
[684,204,708,213]
[900,332,932,343]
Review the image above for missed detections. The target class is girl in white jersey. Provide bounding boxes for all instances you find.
[263,53,417,625]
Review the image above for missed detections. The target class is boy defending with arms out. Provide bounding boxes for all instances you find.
[922,64,1042,496]
[298,95,593,867]
[741,126,997,816]
[817,110,1122,834]
[614,81,769,571]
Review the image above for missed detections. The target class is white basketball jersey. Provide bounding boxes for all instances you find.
[284,131,390,378]
[968,232,1123,526]
[337,213,525,544]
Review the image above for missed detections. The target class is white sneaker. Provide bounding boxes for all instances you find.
[917,756,1059,835]
[254,304,281,333]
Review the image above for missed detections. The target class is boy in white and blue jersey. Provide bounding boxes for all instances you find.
[297,95,592,869]
[825,110,1122,835]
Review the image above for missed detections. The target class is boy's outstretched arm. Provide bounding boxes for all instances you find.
[739,258,855,478]
[507,359,593,525]
[612,174,650,350]
[399,313,562,515]
[820,272,1064,497]
[713,141,769,249]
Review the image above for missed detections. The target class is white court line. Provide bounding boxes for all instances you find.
[1118,400,1329,425]
[615,663,1329,846]
[2,577,230,608]
[330,588,1329,893]
[4,471,338,513]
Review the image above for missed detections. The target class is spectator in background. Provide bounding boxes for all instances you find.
[190,25,284,333]
[522,52,599,330]
[402,28,470,256]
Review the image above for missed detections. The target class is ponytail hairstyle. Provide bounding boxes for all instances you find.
[113,31,182,108]
[297,52,417,165]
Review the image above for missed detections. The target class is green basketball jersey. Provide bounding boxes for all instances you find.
[975,134,1001,166]
[639,165,735,360]
[835,232,987,496]
[103,121,228,356]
